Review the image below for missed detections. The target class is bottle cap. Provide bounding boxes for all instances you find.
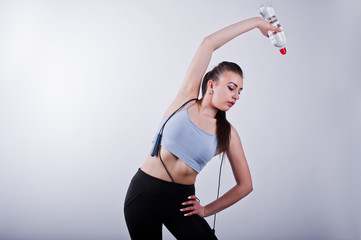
[280,47,287,55]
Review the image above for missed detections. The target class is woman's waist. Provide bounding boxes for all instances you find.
[131,168,195,199]
[142,149,198,185]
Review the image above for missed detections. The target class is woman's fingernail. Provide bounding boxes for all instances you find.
[188,196,192,199]
[182,202,185,205]
[184,214,187,216]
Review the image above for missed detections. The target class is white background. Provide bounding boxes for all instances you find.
[0,0,360,239]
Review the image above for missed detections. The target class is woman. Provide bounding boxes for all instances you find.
[124,17,279,239]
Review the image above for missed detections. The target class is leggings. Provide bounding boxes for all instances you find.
[124,169,218,240]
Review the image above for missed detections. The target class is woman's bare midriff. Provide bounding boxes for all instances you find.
[141,146,198,185]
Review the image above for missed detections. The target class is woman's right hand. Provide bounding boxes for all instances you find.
[180,195,206,217]
[256,17,280,37]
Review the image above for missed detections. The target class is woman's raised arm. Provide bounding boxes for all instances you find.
[164,17,278,116]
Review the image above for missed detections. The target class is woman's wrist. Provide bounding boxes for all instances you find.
[252,16,264,28]
[203,205,211,218]
[241,17,264,33]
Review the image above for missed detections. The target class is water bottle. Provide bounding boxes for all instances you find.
[259,3,287,55]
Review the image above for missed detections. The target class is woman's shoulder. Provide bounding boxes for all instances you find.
[229,123,241,140]
[162,94,198,118]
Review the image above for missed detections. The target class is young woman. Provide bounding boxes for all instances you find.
[124,17,279,239]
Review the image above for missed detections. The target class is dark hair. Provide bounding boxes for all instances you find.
[201,61,243,154]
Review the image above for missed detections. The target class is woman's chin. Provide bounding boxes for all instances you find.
[219,106,231,112]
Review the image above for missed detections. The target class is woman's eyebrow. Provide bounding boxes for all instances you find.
[228,81,238,87]
[228,82,243,90]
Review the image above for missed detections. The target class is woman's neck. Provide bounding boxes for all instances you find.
[197,99,218,118]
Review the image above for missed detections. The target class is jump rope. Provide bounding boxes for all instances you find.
[150,98,225,234]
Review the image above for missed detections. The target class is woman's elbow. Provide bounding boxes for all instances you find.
[246,177,253,193]
[248,184,253,194]
[243,182,253,195]
[236,182,253,196]
[201,36,217,51]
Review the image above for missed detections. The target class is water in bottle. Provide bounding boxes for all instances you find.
[259,3,287,55]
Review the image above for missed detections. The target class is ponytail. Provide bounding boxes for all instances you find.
[215,110,230,155]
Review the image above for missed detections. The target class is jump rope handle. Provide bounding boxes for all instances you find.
[150,133,162,157]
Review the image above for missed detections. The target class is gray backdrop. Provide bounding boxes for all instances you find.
[0,0,360,239]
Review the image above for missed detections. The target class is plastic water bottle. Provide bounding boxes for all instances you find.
[259,3,287,55]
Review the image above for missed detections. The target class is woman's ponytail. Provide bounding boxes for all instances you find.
[215,110,230,154]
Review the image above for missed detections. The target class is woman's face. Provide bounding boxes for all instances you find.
[212,71,243,111]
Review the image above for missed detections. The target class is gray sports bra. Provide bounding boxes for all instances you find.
[153,102,218,173]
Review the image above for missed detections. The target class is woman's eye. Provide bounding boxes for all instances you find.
[228,86,234,91]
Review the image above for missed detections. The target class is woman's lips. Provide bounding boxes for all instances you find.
[227,102,235,107]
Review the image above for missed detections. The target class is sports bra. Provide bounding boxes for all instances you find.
[153,103,218,173]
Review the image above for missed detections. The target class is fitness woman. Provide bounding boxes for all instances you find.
[124,16,279,240]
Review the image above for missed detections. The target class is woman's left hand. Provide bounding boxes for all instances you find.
[180,195,205,217]
[256,17,280,37]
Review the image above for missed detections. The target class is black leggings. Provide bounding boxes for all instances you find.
[124,169,218,240]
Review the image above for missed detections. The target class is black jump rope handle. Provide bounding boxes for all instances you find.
[150,133,162,157]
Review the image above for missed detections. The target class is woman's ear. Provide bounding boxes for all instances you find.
[207,80,215,95]
[207,80,214,90]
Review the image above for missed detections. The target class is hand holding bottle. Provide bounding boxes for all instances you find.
[259,3,287,55]
[256,17,281,37]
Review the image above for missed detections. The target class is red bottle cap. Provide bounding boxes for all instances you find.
[280,47,287,55]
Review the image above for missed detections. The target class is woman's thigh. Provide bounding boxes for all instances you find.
[124,178,162,239]
[162,201,218,240]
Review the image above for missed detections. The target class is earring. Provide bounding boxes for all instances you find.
[209,90,213,94]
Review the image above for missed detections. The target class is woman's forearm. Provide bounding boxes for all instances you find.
[204,184,253,217]
[204,17,263,51]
